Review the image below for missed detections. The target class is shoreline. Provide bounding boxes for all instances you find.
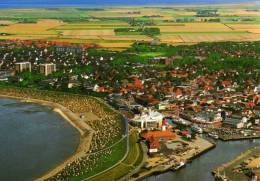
[212,146,260,181]
[0,95,95,181]
[130,137,215,181]
[219,135,260,141]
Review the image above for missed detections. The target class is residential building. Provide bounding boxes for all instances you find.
[15,62,31,73]
[40,63,56,76]
[149,57,173,65]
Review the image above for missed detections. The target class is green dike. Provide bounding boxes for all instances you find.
[69,137,128,181]
[123,132,143,166]
[89,132,143,181]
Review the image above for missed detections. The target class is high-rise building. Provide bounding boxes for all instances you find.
[40,63,56,76]
[15,62,31,73]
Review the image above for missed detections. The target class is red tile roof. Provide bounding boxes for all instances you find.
[134,79,143,89]
[222,80,232,87]
[141,131,175,140]
[149,136,160,149]
[179,130,191,136]
[176,88,182,96]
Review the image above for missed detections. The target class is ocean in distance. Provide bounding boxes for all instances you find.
[0,0,259,8]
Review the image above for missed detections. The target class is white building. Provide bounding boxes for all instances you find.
[254,85,260,93]
[40,63,56,76]
[131,110,164,130]
[15,62,31,73]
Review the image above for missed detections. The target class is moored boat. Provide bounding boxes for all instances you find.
[208,132,219,139]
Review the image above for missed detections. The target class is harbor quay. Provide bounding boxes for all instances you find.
[129,135,215,181]
[203,127,260,141]
[213,147,260,181]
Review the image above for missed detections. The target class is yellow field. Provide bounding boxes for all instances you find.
[159,33,260,43]
[55,22,129,30]
[97,42,133,48]
[86,8,163,18]
[246,29,260,34]
[0,20,15,25]
[159,35,184,43]
[155,23,233,33]
[0,35,57,40]
[59,34,150,42]
[100,35,152,41]
[221,10,260,16]
[0,20,63,35]
[226,24,260,34]
[62,30,115,36]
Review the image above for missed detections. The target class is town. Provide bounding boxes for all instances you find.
[0,39,259,181]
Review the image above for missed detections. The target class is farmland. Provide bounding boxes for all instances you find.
[0,3,259,49]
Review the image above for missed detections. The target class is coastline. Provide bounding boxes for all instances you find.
[0,95,94,181]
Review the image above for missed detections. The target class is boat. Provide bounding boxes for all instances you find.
[173,161,186,170]
[191,125,203,134]
[208,132,219,139]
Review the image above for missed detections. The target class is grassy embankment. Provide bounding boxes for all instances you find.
[89,131,143,181]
